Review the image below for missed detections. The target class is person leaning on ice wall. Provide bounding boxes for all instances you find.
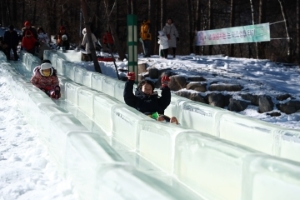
[123,72,179,124]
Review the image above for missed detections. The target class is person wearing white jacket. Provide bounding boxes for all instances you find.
[162,18,179,58]
[81,28,97,61]
[158,31,169,59]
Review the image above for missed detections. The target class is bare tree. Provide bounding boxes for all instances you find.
[249,0,258,58]
[12,0,17,24]
[278,0,291,62]
[187,0,194,53]
[207,0,212,55]
[296,0,300,63]
[229,0,235,57]
[257,0,266,59]
[81,0,101,73]
[104,0,126,60]
[160,0,166,29]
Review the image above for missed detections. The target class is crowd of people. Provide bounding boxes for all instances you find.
[0,21,117,61]
[140,17,179,58]
[1,19,180,123]
[0,17,179,61]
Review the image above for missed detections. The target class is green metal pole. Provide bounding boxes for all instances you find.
[127,14,138,82]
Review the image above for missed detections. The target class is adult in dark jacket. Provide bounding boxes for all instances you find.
[3,25,19,60]
[21,21,38,54]
[54,26,70,50]
[123,72,178,124]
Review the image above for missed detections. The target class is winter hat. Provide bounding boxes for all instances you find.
[40,63,53,76]
[24,21,30,26]
[41,63,52,70]
[62,34,68,41]
[82,28,86,35]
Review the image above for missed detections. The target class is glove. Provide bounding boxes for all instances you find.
[161,76,170,87]
[127,72,135,81]
[177,37,179,41]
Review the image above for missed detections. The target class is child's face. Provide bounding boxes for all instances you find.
[142,83,153,95]
[41,69,51,77]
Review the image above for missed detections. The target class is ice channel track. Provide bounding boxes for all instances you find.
[6,59,202,199]
[5,51,300,200]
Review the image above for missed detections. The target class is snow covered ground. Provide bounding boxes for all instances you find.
[0,76,77,199]
[0,52,300,199]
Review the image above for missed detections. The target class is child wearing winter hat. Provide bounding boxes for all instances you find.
[158,31,169,59]
[30,62,61,99]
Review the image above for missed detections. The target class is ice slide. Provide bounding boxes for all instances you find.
[1,51,300,200]
[45,50,300,164]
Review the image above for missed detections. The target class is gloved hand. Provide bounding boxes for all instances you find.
[161,76,170,87]
[127,72,135,81]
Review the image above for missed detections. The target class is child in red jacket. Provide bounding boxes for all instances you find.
[30,61,61,99]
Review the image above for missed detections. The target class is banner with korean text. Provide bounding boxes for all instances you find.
[195,23,270,46]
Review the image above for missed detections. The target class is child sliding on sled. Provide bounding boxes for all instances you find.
[30,61,61,99]
[123,72,179,124]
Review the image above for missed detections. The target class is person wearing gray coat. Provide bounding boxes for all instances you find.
[162,18,179,58]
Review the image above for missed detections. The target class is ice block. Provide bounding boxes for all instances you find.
[241,155,300,200]
[179,101,227,136]
[174,132,258,200]
[219,112,280,155]
[112,105,151,149]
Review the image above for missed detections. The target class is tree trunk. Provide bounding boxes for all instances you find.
[148,0,154,56]
[229,0,235,57]
[187,0,194,53]
[0,0,4,25]
[47,0,57,36]
[278,0,291,62]
[127,0,136,14]
[249,0,258,59]
[32,0,37,25]
[12,0,17,24]
[257,0,266,59]
[160,0,166,29]
[5,0,11,24]
[105,0,126,60]
[207,0,212,55]
[297,0,300,64]
[195,0,201,55]
[81,0,101,73]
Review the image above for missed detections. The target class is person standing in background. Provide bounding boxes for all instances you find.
[140,18,152,57]
[157,31,169,59]
[102,30,114,52]
[163,18,179,58]
[54,26,70,50]
[81,27,97,61]
[36,27,50,59]
[3,25,19,61]
[21,21,38,55]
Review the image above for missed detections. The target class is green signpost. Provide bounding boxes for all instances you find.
[127,15,138,81]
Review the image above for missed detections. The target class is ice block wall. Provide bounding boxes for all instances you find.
[5,51,300,200]
[43,50,300,163]
[2,52,203,200]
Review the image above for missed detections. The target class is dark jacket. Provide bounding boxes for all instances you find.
[4,30,19,47]
[123,80,171,115]
[55,32,70,50]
